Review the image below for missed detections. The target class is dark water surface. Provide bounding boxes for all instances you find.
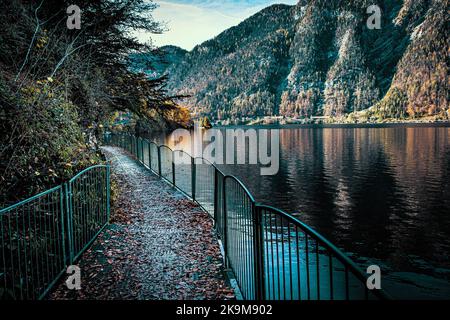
[155,124,450,299]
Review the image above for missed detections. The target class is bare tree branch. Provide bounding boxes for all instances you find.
[14,0,45,82]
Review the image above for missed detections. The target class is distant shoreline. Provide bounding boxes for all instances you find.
[214,121,450,129]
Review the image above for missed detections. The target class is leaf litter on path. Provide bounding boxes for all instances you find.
[49,146,234,300]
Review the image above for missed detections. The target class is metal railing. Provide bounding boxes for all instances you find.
[0,165,110,300]
[106,132,390,300]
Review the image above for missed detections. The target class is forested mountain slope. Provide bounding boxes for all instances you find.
[164,0,449,121]
[130,45,187,78]
[165,4,295,118]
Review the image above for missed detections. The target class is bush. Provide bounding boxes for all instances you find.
[0,77,102,206]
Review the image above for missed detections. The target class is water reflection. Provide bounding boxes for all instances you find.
[150,125,450,299]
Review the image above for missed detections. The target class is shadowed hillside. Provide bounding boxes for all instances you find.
[161,0,448,122]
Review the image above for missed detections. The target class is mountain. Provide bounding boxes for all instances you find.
[163,0,449,121]
[130,45,187,79]
[164,4,295,118]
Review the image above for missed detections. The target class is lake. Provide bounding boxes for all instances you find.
[153,124,450,299]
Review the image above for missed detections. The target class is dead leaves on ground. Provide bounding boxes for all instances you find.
[49,147,234,300]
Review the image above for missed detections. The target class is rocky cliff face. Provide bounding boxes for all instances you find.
[386,0,448,117]
[164,0,448,120]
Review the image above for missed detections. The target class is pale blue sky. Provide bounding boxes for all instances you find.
[137,0,298,50]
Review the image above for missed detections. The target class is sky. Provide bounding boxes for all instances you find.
[136,0,298,50]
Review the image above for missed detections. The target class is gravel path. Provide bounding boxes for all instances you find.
[50,146,234,300]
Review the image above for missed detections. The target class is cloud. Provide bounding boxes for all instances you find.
[135,0,298,50]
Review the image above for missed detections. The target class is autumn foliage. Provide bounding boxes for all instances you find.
[0,0,188,205]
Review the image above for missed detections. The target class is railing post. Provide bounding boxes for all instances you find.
[60,185,67,267]
[172,156,176,186]
[213,168,218,224]
[253,205,265,300]
[222,178,228,268]
[157,146,162,176]
[106,163,111,222]
[140,138,143,163]
[148,143,152,170]
[138,137,141,161]
[191,157,196,201]
[64,182,74,265]
[140,138,143,162]
[141,138,144,163]
[137,137,140,160]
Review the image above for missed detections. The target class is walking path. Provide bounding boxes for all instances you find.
[50,146,234,300]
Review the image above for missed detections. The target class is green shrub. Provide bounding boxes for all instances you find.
[0,78,102,206]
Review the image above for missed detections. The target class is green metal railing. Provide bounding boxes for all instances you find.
[0,165,110,300]
[66,165,110,263]
[106,132,390,301]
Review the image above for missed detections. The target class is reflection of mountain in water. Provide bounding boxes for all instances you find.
[154,125,450,299]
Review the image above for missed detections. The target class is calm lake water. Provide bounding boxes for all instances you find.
[155,124,450,299]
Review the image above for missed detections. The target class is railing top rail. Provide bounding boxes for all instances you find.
[0,185,63,214]
[113,133,227,177]
[194,157,227,177]
[159,144,174,152]
[257,204,391,300]
[224,175,256,203]
[69,164,109,183]
[172,148,192,157]
[142,138,160,148]
[1,164,110,213]
[193,156,211,165]
[107,132,392,300]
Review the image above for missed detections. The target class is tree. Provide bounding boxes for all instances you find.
[200,116,212,129]
[0,0,181,204]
